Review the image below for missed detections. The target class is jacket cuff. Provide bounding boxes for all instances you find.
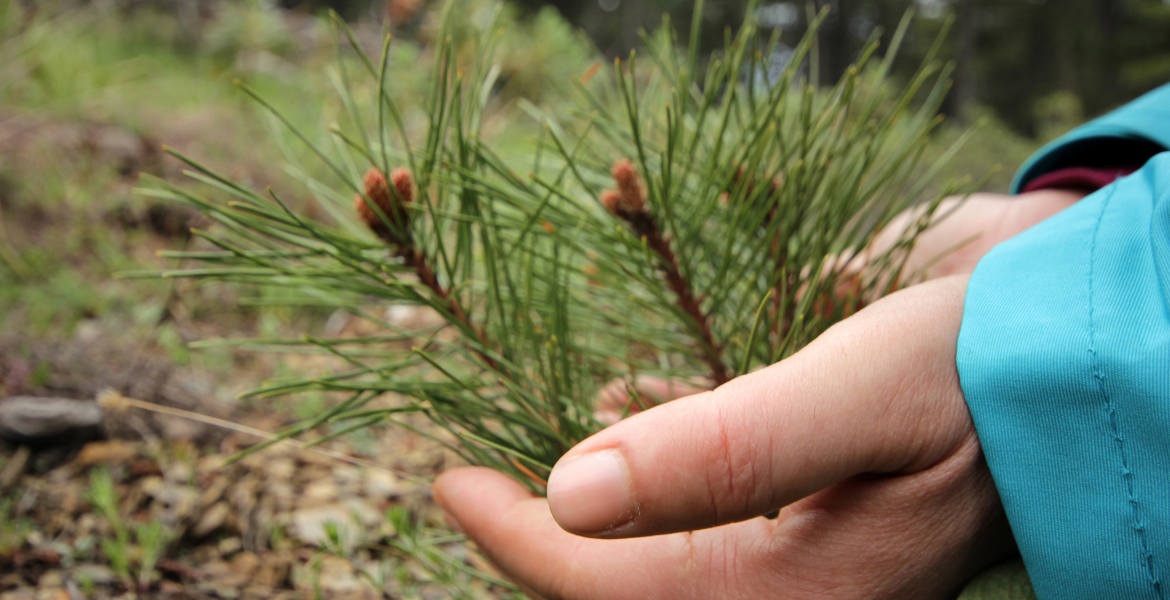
[960,155,1170,599]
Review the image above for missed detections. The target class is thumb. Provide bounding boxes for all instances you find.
[546,275,975,538]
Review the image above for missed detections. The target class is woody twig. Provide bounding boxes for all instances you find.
[603,160,731,386]
[355,167,498,371]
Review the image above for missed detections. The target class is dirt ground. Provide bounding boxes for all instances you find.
[0,311,506,599]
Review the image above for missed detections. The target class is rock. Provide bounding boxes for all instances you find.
[0,337,221,444]
[36,571,62,587]
[299,479,337,507]
[0,397,103,445]
[241,585,276,600]
[265,458,295,481]
[291,500,380,549]
[139,476,166,495]
[309,556,362,594]
[146,482,199,526]
[68,564,116,586]
[32,588,66,600]
[230,551,260,579]
[199,474,230,507]
[253,552,292,588]
[362,469,404,501]
[217,537,243,556]
[199,558,251,591]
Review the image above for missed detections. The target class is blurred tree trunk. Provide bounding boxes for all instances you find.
[816,0,852,86]
[951,0,979,123]
[1093,0,1121,108]
[1052,1,1079,94]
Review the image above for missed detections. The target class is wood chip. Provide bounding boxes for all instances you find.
[0,445,30,489]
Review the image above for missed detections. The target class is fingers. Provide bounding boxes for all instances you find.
[546,275,976,538]
[885,190,1083,280]
[435,440,1012,600]
[594,376,711,425]
[432,467,708,600]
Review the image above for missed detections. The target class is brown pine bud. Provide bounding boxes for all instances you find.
[611,159,645,215]
[356,167,413,245]
[389,167,414,205]
[362,168,392,215]
[600,189,625,216]
[354,193,385,235]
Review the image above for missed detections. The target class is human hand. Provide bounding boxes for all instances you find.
[594,189,1087,420]
[434,275,1016,600]
[879,189,1084,280]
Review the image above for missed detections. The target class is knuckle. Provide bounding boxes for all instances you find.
[702,403,766,522]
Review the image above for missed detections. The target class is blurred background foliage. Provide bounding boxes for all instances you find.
[304,0,1170,138]
[2,0,1159,341]
[0,0,1164,367]
[495,0,1170,138]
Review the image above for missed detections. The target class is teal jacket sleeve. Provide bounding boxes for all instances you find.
[1012,83,1170,193]
[960,87,1170,600]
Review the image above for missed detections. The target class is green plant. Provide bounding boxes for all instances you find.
[86,467,133,586]
[86,467,176,595]
[0,497,32,556]
[295,508,511,599]
[139,0,970,488]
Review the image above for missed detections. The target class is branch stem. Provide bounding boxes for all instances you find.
[398,247,499,372]
[626,212,730,386]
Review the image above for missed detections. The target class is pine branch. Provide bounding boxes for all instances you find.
[138,0,974,496]
[725,165,791,344]
[398,246,497,371]
[356,166,499,372]
[603,159,730,386]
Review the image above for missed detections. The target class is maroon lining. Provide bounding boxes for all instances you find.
[1021,166,1139,195]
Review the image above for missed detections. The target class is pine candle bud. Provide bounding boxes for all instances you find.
[355,167,414,245]
[602,160,647,219]
[612,160,645,210]
[600,189,625,216]
[389,167,414,205]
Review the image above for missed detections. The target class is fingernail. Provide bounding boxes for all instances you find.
[546,449,635,534]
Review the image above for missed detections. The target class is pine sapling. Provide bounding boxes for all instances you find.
[133,0,979,504]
